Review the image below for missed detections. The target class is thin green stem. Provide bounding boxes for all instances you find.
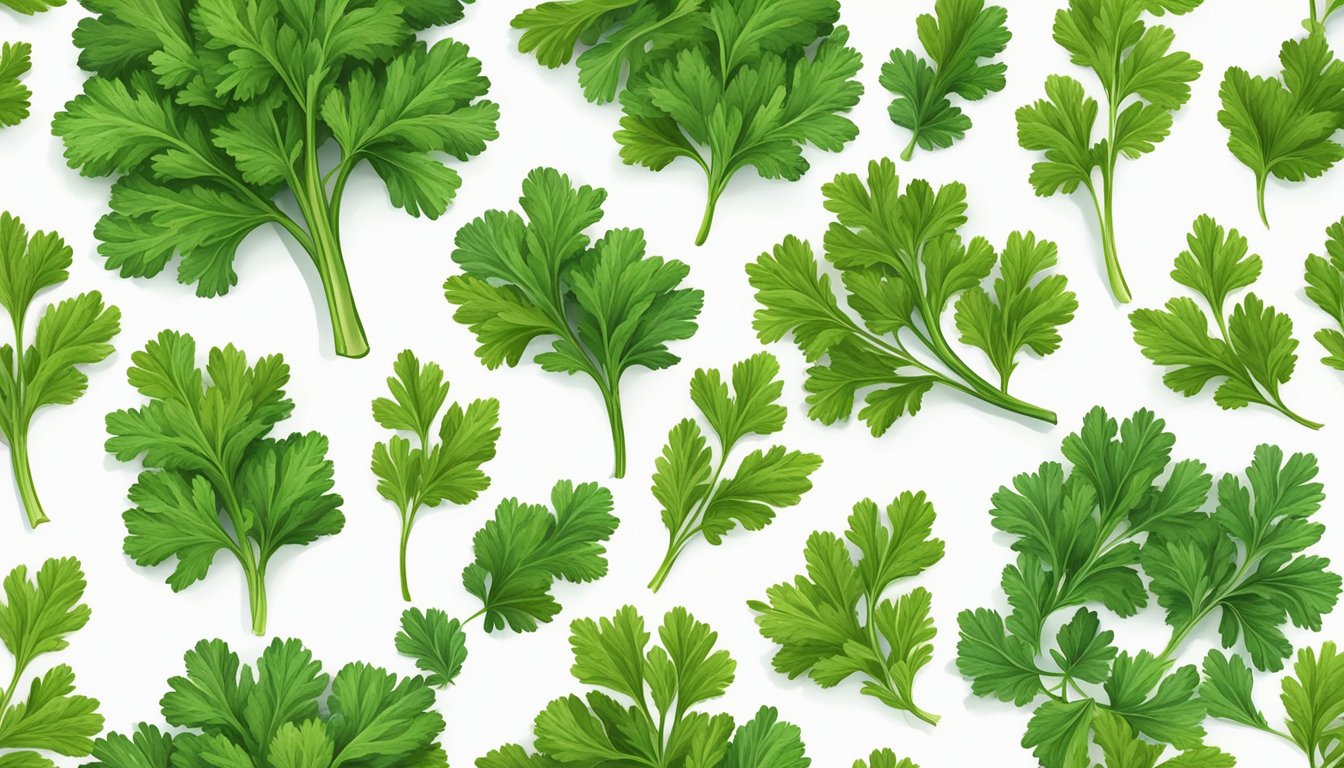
[602,385,627,479]
[695,169,729,246]
[399,509,415,602]
[11,434,46,528]
[1256,172,1271,228]
[245,564,268,636]
[920,305,1057,423]
[900,133,919,162]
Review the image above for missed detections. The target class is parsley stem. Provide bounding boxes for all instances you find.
[399,509,415,602]
[696,169,730,246]
[900,133,919,162]
[603,387,627,479]
[10,433,46,528]
[245,563,268,636]
[1255,172,1271,228]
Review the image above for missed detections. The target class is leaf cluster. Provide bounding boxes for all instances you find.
[372,349,500,601]
[956,407,1340,768]
[882,0,1011,160]
[85,637,449,767]
[649,352,822,592]
[1130,215,1321,430]
[1202,642,1344,768]
[53,0,499,357]
[1304,217,1344,371]
[751,492,945,724]
[444,167,702,479]
[0,557,103,763]
[106,330,345,635]
[1218,32,1344,226]
[512,0,863,245]
[1017,0,1203,302]
[748,158,1075,433]
[0,212,120,528]
[478,606,820,768]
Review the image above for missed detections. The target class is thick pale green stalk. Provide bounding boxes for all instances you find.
[11,435,46,528]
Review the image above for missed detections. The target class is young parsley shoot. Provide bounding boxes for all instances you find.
[749,158,1076,432]
[445,167,702,479]
[883,0,1011,160]
[372,349,500,602]
[649,352,822,592]
[106,330,345,635]
[1018,0,1203,303]
[1131,215,1321,430]
[752,492,945,725]
[1218,32,1344,226]
[0,212,120,528]
[53,0,499,358]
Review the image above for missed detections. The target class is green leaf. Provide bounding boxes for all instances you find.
[753,493,944,722]
[496,606,742,767]
[1198,650,1267,729]
[1146,445,1340,672]
[0,0,65,15]
[1051,609,1118,685]
[955,608,1045,705]
[1023,698,1095,768]
[718,707,809,768]
[852,749,919,768]
[650,352,820,590]
[0,558,101,759]
[1017,75,1100,196]
[395,608,467,688]
[446,167,702,477]
[1131,215,1320,429]
[1102,652,1206,748]
[882,0,1011,159]
[1282,642,1344,763]
[86,724,174,768]
[372,349,499,600]
[1091,710,1233,768]
[1217,33,1344,225]
[954,231,1078,387]
[0,42,32,128]
[462,480,618,632]
[108,331,342,634]
[1305,218,1344,370]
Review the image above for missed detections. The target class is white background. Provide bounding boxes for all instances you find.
[1,1,1342,766]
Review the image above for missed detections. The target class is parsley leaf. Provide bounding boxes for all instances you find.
[372,349,500,601]
[106,330,345,635]
[882,0,1011,160]
[53,0,499,358]
[513,0,863,245]
[648,352,822,592]
[854,750,920,768]
[1218,32,1344,226]
[478,606,814,768]
[1201,643,1344,768]
[0,557,103,762]
[1143,444,1340,671]
[1305,217,1344,371]
[0,0,65,13]
[1131,215,1322,429]
[0,212,120,528]
[1308,0,1344,29]
[958,406,1340,768]
[396,607,468,689]
[86,637,448,766]
[1090,710,1234,768]
[462,480,618,633]
[751,492,945,724]
[0,42,33,128]
[748,158,1076,432]
[1018,0,1203,302]
[444,167,703,478]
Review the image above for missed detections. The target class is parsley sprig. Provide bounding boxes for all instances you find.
[749,158,1076,432]
[957,407,1340,768]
